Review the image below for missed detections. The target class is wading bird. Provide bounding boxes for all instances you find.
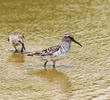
[27,33,82,69]
[8,32,26,53]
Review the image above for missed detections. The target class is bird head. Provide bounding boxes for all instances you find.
[62,33,82,47]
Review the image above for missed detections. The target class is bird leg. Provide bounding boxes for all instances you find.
[21,43,25,52]
[19,41,25,52]
[53,61,56,68]
[44,60,48,69]
[14,46,18,53]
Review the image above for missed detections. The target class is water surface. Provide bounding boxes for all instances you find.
[0,0,110,100]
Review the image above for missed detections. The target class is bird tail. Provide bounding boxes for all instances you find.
[27,52,40,56]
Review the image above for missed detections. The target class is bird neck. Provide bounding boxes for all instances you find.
[60,41,71,53]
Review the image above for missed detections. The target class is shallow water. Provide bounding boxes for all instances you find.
[0,0,110,100]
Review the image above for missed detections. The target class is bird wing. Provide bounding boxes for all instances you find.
[40,45,61,56]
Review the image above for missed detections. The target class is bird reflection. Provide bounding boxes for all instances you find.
[8,53,25,63]
[30,68,72,100]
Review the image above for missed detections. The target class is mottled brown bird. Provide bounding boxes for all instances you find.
[27,33,82,69]
[8,32,26,52]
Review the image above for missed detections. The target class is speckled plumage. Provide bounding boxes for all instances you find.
[27,33,82,68]
[8,32,25,52]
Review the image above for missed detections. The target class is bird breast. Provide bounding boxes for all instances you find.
[53,42,71,56]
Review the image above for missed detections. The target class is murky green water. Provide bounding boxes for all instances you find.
[0,0,110,99]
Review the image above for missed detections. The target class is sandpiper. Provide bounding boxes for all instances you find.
[27,33,82,68]
[8,32,26,53]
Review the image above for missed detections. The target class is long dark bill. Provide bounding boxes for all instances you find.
[69,37,82,47]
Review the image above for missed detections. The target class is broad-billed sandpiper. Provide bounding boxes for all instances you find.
[27,33,82,68]
[8,32,26,52]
